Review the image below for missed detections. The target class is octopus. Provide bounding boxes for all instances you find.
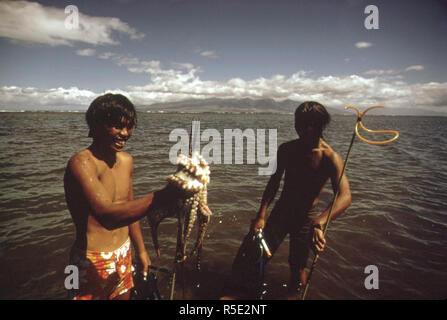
[146,152,212,270]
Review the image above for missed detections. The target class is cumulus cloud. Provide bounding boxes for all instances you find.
[0,48,444,113]
[98,52,115,60]
[364,65,425,76]
[0,86,96,109]
[172,62,195,70]
[405,65,424,71]
[3,70,446,113]
[76,48,96,56]
[0,0,144,46]
[121,73,447,113]
[195,49,219,59]
[88,50,201,80]
[364,69,398,76]
[355,41,373,48]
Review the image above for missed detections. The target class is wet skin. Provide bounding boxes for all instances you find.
[64,117,154,296]
[253,122,352,292]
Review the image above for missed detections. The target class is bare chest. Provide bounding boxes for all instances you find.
[284,151,330,190]
[97,161,131,202]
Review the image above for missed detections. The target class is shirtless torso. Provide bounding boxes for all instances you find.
[64,148,134,252]
[254,136,351,255]
[278,138,333,212]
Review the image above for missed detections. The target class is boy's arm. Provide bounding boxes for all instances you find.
[311,142,352,253]
[313,146,352,227]
[253,145,285,232]
[68,153,173,230]
[312,141,351,252]
[257,171,282,219]
[129,221,151,275]
[128,169,151,275]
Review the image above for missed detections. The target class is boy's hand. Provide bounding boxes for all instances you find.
[312,138,331,153]
[163,183,185,197]
[137,249,152,276]
[252,217,265,233]
[312,225,326,253]
[153,183,188,208]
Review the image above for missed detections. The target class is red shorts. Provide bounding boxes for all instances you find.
[69,238,134,300]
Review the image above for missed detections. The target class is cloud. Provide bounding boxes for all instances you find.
[76,48,96,56]
[3,70,446,114]
[0,0,144,46]
[172,62,195,70]
[107,53,170,75]
[88,50,201,80]
[0,48,443,113]
[119,73,447,113]
[364,69,398,76]
[98,52,115,60]
[364,65,425,76]
[355,41,373,49]
[0,86,96,109]
[195,49,219,59]
[405,65,424,71]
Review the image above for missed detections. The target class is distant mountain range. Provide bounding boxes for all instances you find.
[137,98,446,116]
[138,98,342,114]
[2,97,445,116]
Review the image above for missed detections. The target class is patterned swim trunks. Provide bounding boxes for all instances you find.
[69,238,134,300]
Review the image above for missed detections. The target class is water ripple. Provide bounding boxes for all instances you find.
[1,113,446,299]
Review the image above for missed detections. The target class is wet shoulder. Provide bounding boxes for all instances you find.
[116,151,134,170]
[320,140,342,170]
[65,149,98,186]
[117,151,133,163]
[68,149,96,171]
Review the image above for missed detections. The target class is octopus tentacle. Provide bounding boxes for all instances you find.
[150,152,212,269]
[182,197,194,240]
[176,209,187,262]
[190,202,212,270]
[146,202,178,257]
[184,194,198,242]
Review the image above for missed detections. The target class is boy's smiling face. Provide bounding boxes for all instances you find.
[97,116,134,152]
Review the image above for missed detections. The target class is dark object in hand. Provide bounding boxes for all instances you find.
[131,266,163,300]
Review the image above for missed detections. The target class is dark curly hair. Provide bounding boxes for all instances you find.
[294,101,331,137]
[86,93,137,138]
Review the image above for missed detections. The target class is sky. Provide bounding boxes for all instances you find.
[0,0,446,114]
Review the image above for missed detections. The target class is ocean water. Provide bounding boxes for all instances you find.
[0,111,446,300]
